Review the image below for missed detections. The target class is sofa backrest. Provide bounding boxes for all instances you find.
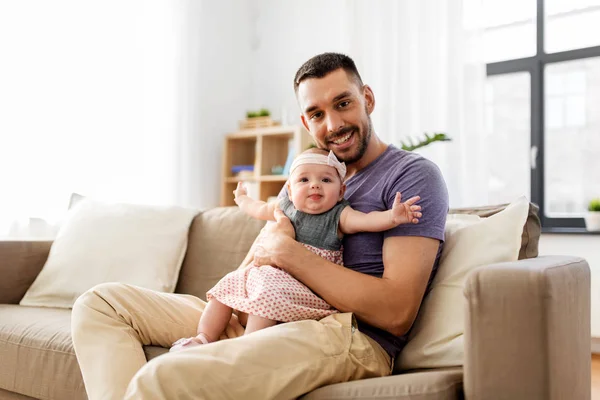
[175,203,541,300]
[174,207,266,299]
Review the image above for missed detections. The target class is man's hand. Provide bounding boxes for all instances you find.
[253,206,296,267]
[391,192,422,225]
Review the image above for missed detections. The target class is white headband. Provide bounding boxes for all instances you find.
[289,150,346,180]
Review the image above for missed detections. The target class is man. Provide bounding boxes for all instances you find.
[72,52,448,399]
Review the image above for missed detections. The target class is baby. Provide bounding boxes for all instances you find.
[170,148,422,351]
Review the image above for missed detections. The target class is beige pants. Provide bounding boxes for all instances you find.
[71,282,392,400]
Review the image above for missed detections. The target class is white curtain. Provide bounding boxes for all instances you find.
[0,0,203,238]
[339,0,488,208]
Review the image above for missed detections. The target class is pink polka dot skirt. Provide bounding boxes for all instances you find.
[206,244,342,322]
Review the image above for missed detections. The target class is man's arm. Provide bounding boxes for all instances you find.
[254,211,438,336]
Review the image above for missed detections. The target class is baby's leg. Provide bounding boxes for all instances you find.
[170,299,234,352]
[244,314,277,335]
[197,299,234,342]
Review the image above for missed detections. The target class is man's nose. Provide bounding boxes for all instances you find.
[326,112,344,134]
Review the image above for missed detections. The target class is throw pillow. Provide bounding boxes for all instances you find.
[448,202,541,260]
[19,197,198,308]
[397,196,530,370]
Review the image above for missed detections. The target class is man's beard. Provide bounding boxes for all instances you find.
[327,115,373,165]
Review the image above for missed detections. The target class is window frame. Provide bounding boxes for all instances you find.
[486,0,600,232]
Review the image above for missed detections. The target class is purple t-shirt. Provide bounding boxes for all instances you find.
[343,145,448,358]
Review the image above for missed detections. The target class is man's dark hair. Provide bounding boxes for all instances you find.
[293,53,363,94]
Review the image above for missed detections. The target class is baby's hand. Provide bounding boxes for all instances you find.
[233,182,248,204]
[390,192,422,225]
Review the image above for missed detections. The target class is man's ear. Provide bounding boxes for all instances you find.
[300,114,309,132]
[339,183,346,201]
[363,85,376,115]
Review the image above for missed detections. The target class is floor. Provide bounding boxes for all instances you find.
[593,355,600,399]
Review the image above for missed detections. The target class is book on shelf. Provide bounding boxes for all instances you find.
[282,139,295,176]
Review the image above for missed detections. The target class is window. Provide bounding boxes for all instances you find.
[484,0,600,231]
[484,73,531,204]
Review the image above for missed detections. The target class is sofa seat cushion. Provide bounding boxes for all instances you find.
[143,345,169,361]
[0,305,86,400]
[301,367,463,400]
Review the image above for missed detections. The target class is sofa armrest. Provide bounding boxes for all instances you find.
[0,240,52,304]
[463,256,590,400]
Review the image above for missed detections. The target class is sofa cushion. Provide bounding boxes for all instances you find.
[19,198,198,309]
[448,201,540,260]
[0,305,86,400]
[175,207,266,299]
[301,367,463,400]
[398,196,530,371]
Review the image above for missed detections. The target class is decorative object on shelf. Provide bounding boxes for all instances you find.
[585,198,600,231]
[400,132,451,151]
[270,165,284,175]
[247,108,270,118]
[239,108,280,130]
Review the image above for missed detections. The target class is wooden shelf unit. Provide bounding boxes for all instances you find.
[221,125,313,206]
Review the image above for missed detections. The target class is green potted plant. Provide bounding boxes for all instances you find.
[585,198,600,231]
[399,132,451,151]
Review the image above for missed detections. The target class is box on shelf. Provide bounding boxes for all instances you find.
[239,117,280,130]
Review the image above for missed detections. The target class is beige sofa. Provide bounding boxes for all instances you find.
[0,205,591,400]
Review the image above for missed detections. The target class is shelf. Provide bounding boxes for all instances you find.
[221,124,312,206]
[225,126,299,139]
[260,175,289,182]
[225,175,288,183]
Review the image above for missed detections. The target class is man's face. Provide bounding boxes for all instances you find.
[297,69,374,164]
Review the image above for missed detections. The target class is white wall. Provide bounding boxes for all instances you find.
[180,0,255,208]
[539,234,600,337]
[250,0,352,126]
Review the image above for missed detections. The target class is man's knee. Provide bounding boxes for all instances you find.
[73,282,126,310]
[72,282,128,332]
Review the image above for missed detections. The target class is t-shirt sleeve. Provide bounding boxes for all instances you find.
[383,157,448,242]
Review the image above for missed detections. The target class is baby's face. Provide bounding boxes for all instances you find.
[288,163,344,214]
